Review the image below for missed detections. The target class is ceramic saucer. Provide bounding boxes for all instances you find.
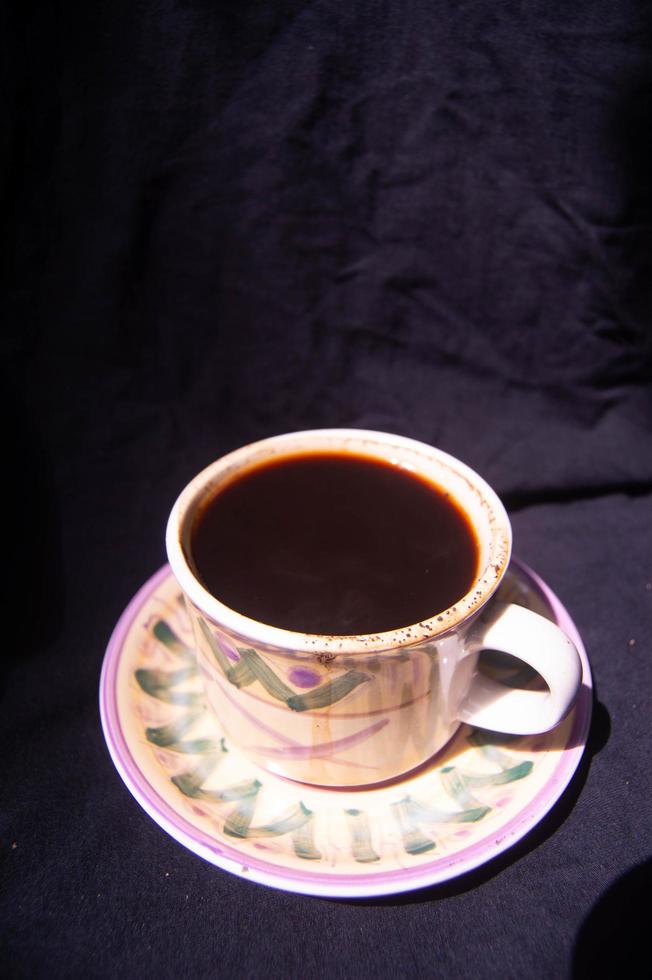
[100,560,592,898]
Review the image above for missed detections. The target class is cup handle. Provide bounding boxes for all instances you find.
[457,602,583,734]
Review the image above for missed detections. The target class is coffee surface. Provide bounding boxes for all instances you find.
[189,452,479,635]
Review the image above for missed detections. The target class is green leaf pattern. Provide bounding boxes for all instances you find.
[198,618,371,711]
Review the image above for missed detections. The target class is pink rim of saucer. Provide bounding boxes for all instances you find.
[99,559,592,899]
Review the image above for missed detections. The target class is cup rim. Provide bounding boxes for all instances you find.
[165,429,512,654]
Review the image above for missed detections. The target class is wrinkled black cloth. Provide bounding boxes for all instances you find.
[2,2,652,977]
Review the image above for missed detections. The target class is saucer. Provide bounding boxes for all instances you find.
[100,560,592,898]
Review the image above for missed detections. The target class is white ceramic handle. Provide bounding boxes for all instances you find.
[458,603,582,734]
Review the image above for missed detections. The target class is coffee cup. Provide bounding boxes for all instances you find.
[166,429,582,787]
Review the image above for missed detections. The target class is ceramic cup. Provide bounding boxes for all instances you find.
[166,429,582,788]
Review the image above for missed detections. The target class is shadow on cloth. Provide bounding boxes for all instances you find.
[573,859,651,978]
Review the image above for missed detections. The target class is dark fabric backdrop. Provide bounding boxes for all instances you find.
[2,1,652,976]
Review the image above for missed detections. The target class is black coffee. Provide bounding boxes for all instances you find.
[189,452,479,635]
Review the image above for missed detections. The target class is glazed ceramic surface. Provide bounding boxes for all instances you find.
[100,560,592,898]
[165,430,582,785]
